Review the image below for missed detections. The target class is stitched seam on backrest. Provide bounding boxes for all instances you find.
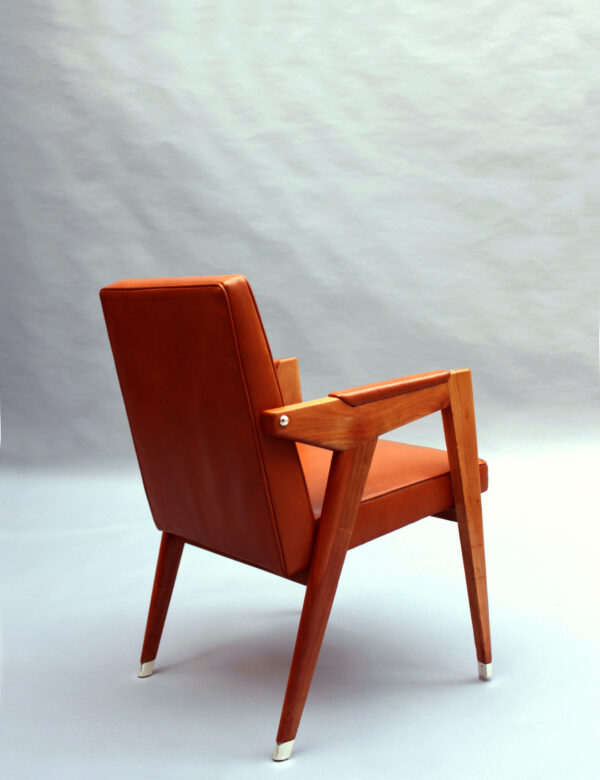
[220,279,288,575]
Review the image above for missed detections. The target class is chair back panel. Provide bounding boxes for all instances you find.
[100,275,315,576]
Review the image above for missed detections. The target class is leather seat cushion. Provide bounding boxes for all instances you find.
[297,440,488,549]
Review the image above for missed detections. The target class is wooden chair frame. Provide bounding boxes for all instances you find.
[138,361,491,761]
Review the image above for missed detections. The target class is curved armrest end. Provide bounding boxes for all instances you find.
[329,370,450,407]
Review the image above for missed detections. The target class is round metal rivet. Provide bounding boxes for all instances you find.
[279,414,289,427]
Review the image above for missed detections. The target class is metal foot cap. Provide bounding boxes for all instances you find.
[478,661,492,681]
[138,660,155,678]
[272,740,295,761]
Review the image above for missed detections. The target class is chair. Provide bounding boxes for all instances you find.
[100,274,491,762]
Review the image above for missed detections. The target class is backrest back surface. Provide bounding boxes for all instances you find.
[100,275,315,577]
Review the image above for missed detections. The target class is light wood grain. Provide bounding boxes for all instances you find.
[275,439,377,746]
[442,369,491,665]
[274,357,303,405]
[330,369,449,406]
[262,382,449,451]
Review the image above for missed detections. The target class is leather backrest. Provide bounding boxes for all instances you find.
[100,275,315,577]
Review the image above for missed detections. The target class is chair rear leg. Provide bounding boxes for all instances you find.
[442,370,492,680]
[273,440,377,761]
[138,532,185,677]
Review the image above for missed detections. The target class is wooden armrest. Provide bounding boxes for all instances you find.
[329,370,450,406]
[274,357,302,405]
[262,374,450,451]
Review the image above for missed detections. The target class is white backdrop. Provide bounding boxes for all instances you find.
[1,4,599,779]
[0,1,597,464]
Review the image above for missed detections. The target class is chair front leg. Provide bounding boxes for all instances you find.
[442,369,492,680]
[138,531,185,677]
[273,439,377,761]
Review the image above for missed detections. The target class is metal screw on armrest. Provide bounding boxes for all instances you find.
[279,415,289,427]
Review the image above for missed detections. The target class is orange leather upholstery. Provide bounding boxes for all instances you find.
[101,274,492,760]
[297,440,488,548]
[101,275,487,577]
[100,276,315,577]
[329,370,451,406]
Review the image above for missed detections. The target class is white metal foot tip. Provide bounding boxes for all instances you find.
[138,660,155,678]
[272,740,295,762]
[478,661,492,681]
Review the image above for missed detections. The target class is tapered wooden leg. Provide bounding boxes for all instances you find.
[273,439,377,760]
[442,370,492,676]
[139,532,185,675]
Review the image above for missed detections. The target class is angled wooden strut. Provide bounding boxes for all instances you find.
[268,368,492,759]
[442,370,492,676]
[133,363,491,759]
[101,274,494,764]
[273,439,377,759]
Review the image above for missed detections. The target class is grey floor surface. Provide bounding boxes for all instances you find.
[1,437,598,779]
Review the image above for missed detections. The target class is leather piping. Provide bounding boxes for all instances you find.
[220,280,288,575]
[244,282,316,574]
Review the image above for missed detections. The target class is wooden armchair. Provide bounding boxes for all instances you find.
[100,275,491,762]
